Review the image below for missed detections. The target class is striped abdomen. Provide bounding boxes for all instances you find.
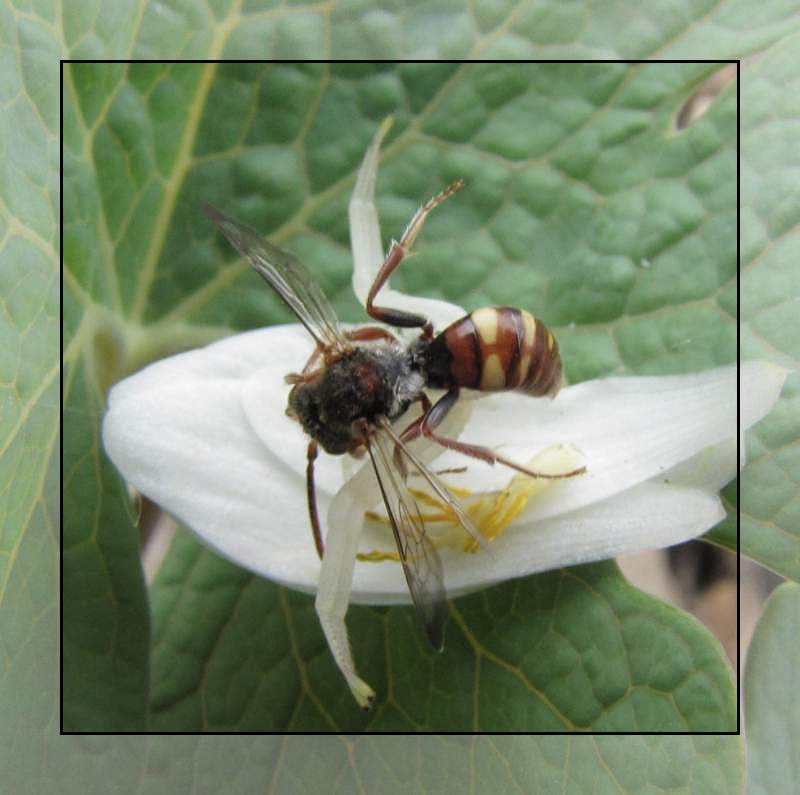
[425,307,562,397]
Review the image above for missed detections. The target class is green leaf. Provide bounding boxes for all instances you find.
[28,734,746,793]
[273,735,743,793]
[129,0,800,61]
[745,583,800,795]
[150,531,736,731]
[63,59,749,732]
[61,68,153,729]
[15,0,800,783]
[705,34,800,582]
[62,354,150,731]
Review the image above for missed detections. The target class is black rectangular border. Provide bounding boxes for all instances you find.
[60,58,742,738]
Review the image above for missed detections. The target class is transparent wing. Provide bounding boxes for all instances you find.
[366,423,448,650]
[205,205,349,350]
[379,419,491,556]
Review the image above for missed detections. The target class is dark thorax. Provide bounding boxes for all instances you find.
[288,345,424,455]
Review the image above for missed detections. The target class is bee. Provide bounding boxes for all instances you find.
[205,124,583,708]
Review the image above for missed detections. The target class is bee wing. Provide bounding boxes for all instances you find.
[378,419,491,556]
[366,424,447,651]
[205,205,349,351]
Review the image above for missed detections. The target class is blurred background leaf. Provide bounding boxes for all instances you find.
[745,583,800,795]
[706,35,800,582]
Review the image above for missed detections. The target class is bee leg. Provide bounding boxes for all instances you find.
[400,179,464,250]
[346,326,400,344]
[306,440,324,560]
[412,388,495,463]
[393,392,434,471]
[286,370,323,385]
[364,181,464,330]
[397,393,433,444]
[350,118,459,335]
[365,243,430,329]
[418,389,586,480]
[302,346,322,371]
[285,342,328,384]
[401,390,483,462]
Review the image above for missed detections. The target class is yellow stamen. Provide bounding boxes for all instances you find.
[358,445,585,563]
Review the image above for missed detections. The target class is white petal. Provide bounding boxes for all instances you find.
[427,361,787,523]
[104,326,786,609]
[661,437,738,493]
[348,120,387,293]
[102,327,322,589]
[347,482,726,604]
[240,329,347,498]
[102,324,475,598]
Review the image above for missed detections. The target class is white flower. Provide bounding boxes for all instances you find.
[103,330,785,598]
[102,121,787,708]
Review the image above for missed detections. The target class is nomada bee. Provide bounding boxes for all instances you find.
[206,122,584,708]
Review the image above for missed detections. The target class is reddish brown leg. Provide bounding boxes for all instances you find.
[306,440,325,560]
[428,466,468,476]
[288,328,399,385]
[346,326,400,344]
[408,389,586,480]
[398,393,433,444]
[286,343,326,385]
[366,179,463,330]
[287,328,403,386]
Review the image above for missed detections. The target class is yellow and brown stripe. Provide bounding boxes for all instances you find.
[441,307,562,397]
